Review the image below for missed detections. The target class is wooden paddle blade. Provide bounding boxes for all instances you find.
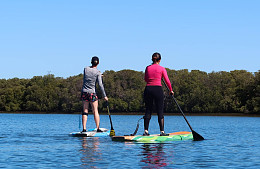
[110,129,115,136]
[192,130,204,141]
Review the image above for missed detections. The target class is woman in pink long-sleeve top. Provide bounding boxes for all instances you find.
[143,52,174,136]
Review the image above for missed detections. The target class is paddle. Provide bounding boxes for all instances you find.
[106,101,115,136]
[162,79,204,141]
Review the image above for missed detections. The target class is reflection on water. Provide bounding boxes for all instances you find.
[1,114,259,168]
[79,137,101,168]
[140,144,169,168]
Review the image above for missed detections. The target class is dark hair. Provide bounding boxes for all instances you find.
[91,56,99,66]
[152,52,161,63]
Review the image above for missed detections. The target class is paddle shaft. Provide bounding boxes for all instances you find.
[107,104,114,130]
[162,79,195,130]
[162,79,204,141]
[171,95,193,131]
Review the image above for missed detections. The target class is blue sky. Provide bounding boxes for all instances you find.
[0,0,259,79]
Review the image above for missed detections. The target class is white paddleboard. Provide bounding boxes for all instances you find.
[69,128,110,137]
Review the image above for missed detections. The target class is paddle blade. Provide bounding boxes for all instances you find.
[110,129,115,136]
[192,130,204,141]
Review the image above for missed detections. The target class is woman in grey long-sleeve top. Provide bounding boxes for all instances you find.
[81,56,108,132]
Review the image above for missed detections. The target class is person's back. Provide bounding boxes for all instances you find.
[145,64,166,86]
[82,66,100,93]
[82,66,106,98]
[145,64,172,90]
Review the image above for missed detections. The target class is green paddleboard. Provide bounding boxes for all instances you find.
[112,131,193,143]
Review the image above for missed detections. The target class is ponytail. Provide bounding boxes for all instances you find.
[152,52,161,63]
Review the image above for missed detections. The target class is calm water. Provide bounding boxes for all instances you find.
[0,113,259,168]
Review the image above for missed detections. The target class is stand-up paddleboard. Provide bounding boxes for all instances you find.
[69,128,110,137]
[112,131,193,143]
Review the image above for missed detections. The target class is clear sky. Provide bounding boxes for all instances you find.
[0,0,259,79]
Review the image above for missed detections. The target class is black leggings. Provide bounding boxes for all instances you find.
[144,86,165,131]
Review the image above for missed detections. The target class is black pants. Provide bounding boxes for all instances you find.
[144,86,165,131]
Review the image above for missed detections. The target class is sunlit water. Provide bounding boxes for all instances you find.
[0,114,259,168]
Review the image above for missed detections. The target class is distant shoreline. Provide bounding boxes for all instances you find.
[1,111,259,117]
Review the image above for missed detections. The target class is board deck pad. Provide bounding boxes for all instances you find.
[69,128,110,137]
[112,131,193,143]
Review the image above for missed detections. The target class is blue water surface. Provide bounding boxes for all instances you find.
[0,114,259,168]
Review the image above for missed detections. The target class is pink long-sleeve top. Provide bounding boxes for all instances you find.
[144,64,173,91]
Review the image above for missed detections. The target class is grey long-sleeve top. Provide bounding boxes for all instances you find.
[81,66,107,97]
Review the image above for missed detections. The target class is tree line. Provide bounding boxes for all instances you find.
[0,69,259,114]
